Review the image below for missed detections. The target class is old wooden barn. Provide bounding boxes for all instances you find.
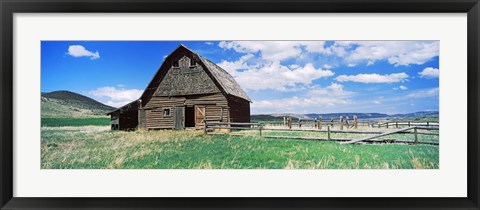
[107,44,251,130]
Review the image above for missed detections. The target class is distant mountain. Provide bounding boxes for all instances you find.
[252,111,438,122]
[41,90,115,118]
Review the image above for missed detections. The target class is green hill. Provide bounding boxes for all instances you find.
[41,90,115,118]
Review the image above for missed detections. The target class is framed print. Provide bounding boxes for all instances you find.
[1,0,479,209]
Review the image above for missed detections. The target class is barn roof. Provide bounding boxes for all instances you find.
[106,99,140,115]
[140,44,251,103]
[198,55,251,102]
[179,44,250,102]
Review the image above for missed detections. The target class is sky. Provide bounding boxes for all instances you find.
[41,41,439,115]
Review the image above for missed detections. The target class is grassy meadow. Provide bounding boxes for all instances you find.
[42,117,110,127]
[41,125,439,169]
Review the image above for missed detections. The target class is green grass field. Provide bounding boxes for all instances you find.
[42,118,110,127]
[41,126,439,169]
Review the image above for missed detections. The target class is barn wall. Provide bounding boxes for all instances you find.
[228,96,251,123]
[143,93,229,129]
[138,109,146,130]
[119,110,138,130]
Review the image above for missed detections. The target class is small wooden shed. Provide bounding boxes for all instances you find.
[107,44,251,130]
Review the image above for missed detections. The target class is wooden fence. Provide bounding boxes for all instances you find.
[204,122,439,145]
[257,116,439,131]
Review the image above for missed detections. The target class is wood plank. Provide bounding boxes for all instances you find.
[342,126,415,144]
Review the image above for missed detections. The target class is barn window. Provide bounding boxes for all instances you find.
[190,59,196,66]
[163,108,171,116]
[173,60,179,68]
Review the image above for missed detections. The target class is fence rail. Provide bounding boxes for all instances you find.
[204,122,439,145]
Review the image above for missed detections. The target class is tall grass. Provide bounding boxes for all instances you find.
[42,118,110,127]
[41,126,439,169]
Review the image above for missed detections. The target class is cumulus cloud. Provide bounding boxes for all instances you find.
[325,41,439,66]
[217,54,255,76]
[306,83,355,98]
[232,62,333,91]
[406,87,439,98]
[418,67,439,79]
[219,41,304,61]
[67,45,100,60]
[335,73,409,83]
[323,64,333,69]
[89,86,143,107]
[218,49,334,91]
[251,83,355,114]
[399,85,408,90]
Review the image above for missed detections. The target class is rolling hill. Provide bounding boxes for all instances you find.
[41,90,115,118]
[251,111,438,122]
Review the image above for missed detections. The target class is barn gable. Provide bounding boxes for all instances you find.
[154,55,221,97]
[139,44,251,107]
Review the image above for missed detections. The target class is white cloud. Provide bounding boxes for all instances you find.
[306,83,355,98]
[218,50,334,91]
[204,42,214,45]
[104,100,134,108]
[347,64,356,67]
[418,67,439,79]
[300,41,329,54]
[234,62,334,91]
[373,100,381,104]
[251,83,354,114]
[328,41,439,66]
[89,86,143,107]
[399,85,408,90]
[219,41,304,61]
[406,87,439,98]
[323,64,333,69]
[217,54,255,76]
[335,73,409,83]
[67,45,100,60]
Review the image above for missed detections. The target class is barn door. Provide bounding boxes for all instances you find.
[174,106,185,130]
[195,106,206,129]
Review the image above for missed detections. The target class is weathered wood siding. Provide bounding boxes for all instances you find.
[143,93,229,129]
[138,109,146,130]
[227,96,250,123]
[155,56,220,97]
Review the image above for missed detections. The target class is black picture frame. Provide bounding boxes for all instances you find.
[1,0,479,209]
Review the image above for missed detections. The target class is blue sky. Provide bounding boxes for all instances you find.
[41,41,439,114]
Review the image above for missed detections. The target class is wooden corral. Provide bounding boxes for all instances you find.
[107,44,251,130]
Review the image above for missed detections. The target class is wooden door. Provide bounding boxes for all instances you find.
[174,106,185,130]
[195,106,206,129]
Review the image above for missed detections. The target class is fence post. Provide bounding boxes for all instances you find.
[340,116,343,130]
[204,122,207,134]
[408,122,410,127]
[259,124,263,137]
[396,122,398,128]
[327,126,331,140]
[354,115,358,129]
[427,121,430,126]
[386,122,389,128]
[319,116,322,130]
[414,127,418,144]
[288,117,292,129]
[330,118,334,128]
